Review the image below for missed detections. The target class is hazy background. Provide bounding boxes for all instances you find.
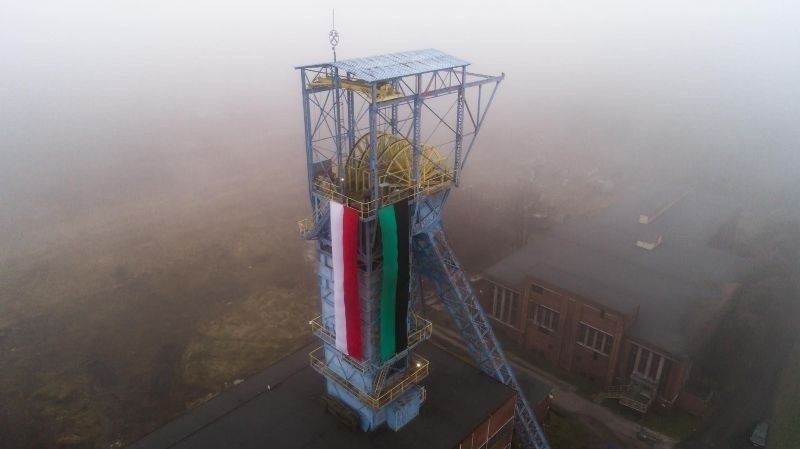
[1,1,799,447]
[2,1,799,259]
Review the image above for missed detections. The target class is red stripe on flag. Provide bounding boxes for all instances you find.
[342,206,362,360]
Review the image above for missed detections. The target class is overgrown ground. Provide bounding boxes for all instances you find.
[681,217,800,449]
[770,338,800,449]
[544,413,594,449]
[1,110,796,449]
[0,122,319,448]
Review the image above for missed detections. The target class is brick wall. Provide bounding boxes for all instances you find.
[475,279,524,340]
[524,278,627,387]
[456,395,516,449]
[482,275,693,403]
[661,359,689,403]
[522,282,569,365]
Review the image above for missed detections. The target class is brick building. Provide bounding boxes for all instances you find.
[477,184,749,413]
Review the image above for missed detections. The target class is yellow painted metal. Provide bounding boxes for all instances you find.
[345,133,448,194]
[309,347,429,410]
[308,76,402,102]
[308,313,433,374]
[297,200,330,237]
[308,133,453,217]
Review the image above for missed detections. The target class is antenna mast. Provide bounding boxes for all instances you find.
[329,9,339,61]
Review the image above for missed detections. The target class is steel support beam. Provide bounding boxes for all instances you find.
[414,224,551,449]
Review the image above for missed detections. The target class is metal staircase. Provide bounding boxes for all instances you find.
[414,223,551,449]
[605,376,657,413]
[372,364,391,394]
[298,200,330,239]
[297,49,548,448]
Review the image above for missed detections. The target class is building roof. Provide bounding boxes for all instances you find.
[327,49,469,82]
[130,342,516,449]
[484,184,751,357]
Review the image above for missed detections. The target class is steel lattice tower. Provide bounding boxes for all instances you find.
[296,49,550,449]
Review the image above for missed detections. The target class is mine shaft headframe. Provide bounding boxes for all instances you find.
[296,49,504,212]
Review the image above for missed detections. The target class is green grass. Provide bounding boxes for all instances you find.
[544,413,591,449]
[770,338,800,449]
[601,399,698,439]
[640,406,698,439]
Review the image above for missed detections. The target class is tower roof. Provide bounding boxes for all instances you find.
[327,49,469,82]
[130,342,531,449]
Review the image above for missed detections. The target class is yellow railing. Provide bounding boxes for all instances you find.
[312,174,453,217]
[620,396,650,413]
[606,384,653,413]
[309,317,370,372]
[605,384,631,398]
[308,77,403,102]
[309,314,433,372]
[298,201,331,238]
[309,347,429,410]
[298,217,314,236]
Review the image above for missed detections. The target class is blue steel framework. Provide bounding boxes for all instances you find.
[296,49,550,449]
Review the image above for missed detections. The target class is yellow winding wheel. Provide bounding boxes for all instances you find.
[344,133,448,195]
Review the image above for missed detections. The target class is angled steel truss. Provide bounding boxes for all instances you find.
[414,223,550,449]
[296,50,550,449]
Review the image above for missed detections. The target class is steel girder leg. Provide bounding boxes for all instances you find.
[413,224,551,449]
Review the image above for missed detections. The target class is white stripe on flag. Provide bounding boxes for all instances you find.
[329,200,348,352]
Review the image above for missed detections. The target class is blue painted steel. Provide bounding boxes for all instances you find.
[368,83,379,201]
[346,87,355,151]
[297,49,549,449]
[411,73,422,188]
[454,65,466,185]
[413,222,550,449]
[300,68,315,203]
[386,386,423,430]
[461,77,502,170]
[332,67,345,188]
[329,49,469,82]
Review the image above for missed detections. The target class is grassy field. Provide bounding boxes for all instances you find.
[0,131,321,448]
[600,398,698,440]
[769,338,800,449]
[544,413,592,449]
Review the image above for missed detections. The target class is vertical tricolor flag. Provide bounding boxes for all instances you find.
[330,200,363,360]
[378,199,410,361]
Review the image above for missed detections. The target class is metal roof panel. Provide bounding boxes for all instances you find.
[329,49,469,82]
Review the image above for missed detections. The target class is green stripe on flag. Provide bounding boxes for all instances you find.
[378,204,398,361]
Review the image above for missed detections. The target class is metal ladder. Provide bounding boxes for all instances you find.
[414,223,550,449]
[372,364,391,394]
[300,200,331,240]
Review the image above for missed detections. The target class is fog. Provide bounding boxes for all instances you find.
[1,1,799,447]
[3,1,798,256]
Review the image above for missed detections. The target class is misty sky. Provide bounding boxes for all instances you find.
[1,0,799,246]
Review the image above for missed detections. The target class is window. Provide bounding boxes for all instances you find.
[631,344,666,382]
[489,283,520,327]
[529,303,559,332]
[576,322,614,356]
[530,283,544,295]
